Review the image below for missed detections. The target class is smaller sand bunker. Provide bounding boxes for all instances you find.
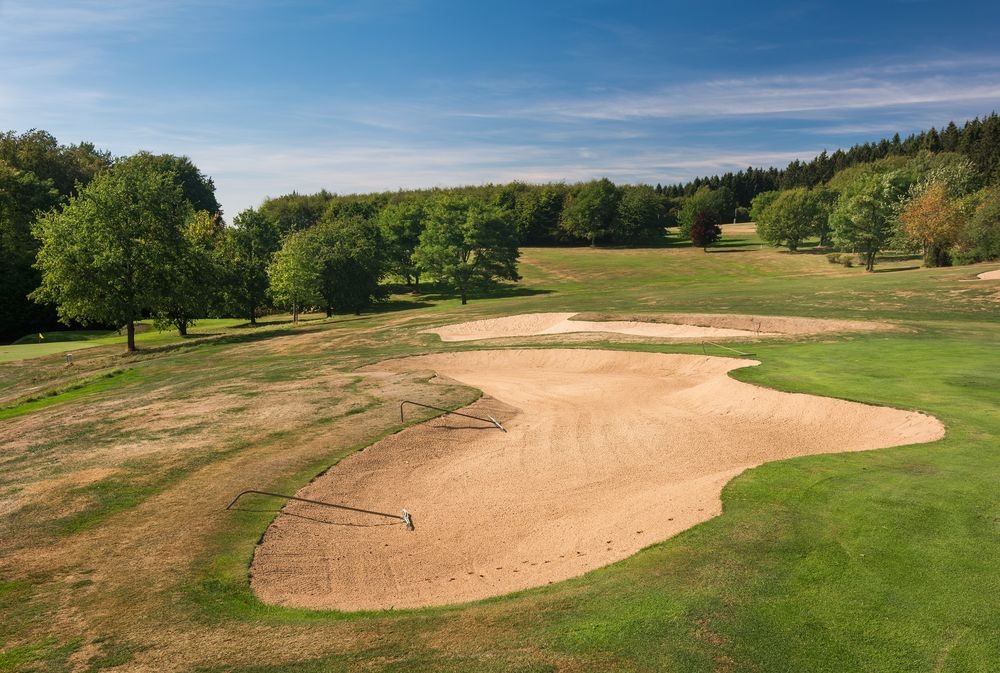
[251,349,943,611]
[424,312,890,342]
[976,268,1000,280]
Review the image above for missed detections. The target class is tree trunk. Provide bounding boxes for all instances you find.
[249,307,256,325]
[326,306,333,317]
[461,289,467,305]
[126,320,136,352]
[355,307,361,316]
[865,249,876,272]
[177,321,188,337]
[414,274,421,293]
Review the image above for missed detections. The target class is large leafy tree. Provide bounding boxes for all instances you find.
[31,155,192,351]
[313,217,387,315]
[221,208,281,324]
[560,178,619,245]
[0,161,59,341]
[267,229,322,322]
[954,186,1000,264]
[830,170,909,272]
[414,197,519,305]
[0,130,110,341]
[125,152,221,216]
[678,186,735,235]
[267,216,387,319]
[753,187,832,251]
[615,184,669,244]
[377,201,425,289]
[154,210,227,335]
[898,182,964,267]
[689,210,722,250]
[0,129,109,196]
[259,190,334,236]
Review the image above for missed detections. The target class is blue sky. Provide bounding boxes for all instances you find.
[2,0,999,218]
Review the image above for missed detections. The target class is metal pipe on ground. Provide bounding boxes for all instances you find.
[226,490,414,530]
[399,400,506,432]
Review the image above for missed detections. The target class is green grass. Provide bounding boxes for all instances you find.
[1,229,997,672]
[0,369,136,421]
[0,319,247,363]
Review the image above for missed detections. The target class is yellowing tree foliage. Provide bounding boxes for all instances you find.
[899,182,964,267]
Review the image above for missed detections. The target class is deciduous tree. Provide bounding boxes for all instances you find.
[414,198,519,305]
[222,208,281,324]
[830,170,908,272]
[615,184,668,244]
[313,217,388,315]
[31,156,192,351]
[753,187,832,251]
[678,186,735,235]
[377,201,425,289]
[153,210,227,335]
[560,178,619,245]
[689,210,721,250]
[267,229,322,322]
[898,182,963,267]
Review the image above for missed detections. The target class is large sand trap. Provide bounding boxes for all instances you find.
[976,268,1000,280]
[251,349,943,611]
[425,312,890,342]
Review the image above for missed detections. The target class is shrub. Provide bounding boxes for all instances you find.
[826,252,854,267]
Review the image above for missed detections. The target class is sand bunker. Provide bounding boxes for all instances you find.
[976,269,1000,280]
[425,312,890,342]
[251,349,943,611]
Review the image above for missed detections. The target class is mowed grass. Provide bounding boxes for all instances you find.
[0,228,997,672]
[0,319,247,363]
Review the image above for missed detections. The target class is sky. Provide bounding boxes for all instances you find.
[2,0,999,218]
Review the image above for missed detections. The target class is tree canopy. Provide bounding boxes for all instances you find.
[560,178,619,245]
[830,169,910,272]
[31,154,194,350]
[221,208,282,324]
[414,197,519,304]
[753,187,833,251]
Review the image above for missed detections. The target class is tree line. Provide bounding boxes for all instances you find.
[5,133,525,348]
[4,115,999,343]
[258,178,675,247]
[750,151,999,270]
[664,112,1000,206]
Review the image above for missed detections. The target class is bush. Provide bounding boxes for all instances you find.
[826,252,854,267]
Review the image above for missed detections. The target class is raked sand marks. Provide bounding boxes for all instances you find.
[251,349,944,611]
[424,312,892,342]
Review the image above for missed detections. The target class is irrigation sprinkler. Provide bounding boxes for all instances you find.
[226,490,414,530]
[701,341,754,357]
[399,400,506,432]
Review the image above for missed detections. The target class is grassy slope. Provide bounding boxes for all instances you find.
[0,229,997,672]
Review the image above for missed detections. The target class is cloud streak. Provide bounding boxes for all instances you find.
[505,62,1000,122]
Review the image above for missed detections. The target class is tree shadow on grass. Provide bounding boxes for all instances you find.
[873,266,922,273]
[417,286,555,303]
[130,326,328,354]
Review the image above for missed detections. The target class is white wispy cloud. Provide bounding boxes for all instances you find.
[515,64,1000,122]
[0,0,174,38]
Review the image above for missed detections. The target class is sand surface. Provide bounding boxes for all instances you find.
[251,349,944,610]
[976,269,1000,280]
[251,349,943,611]
[425,312,889,342]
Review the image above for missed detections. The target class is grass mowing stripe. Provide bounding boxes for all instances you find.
[0,369,137,421]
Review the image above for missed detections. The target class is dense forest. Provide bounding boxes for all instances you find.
[2,114,999,343]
